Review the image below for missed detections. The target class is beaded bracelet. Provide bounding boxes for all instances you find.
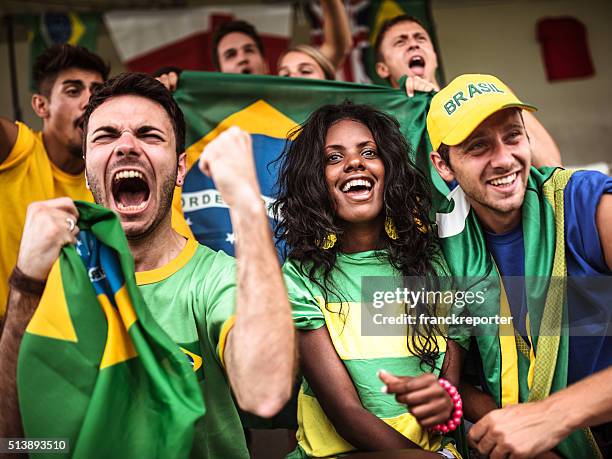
[431,378,463,434]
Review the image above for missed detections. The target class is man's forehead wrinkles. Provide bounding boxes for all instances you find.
[93,125,119,133]
[388,27,428,41]
[136,125,166,134]
[92,122,165,133]
[88,96,173,135]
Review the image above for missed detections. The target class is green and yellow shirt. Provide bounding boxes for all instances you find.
[284,250,460,458]
[137,239,247,459]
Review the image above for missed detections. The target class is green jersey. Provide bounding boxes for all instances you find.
[137,238,248,459]
[284,250,459,458]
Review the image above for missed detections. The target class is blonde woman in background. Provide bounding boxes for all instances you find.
[277,0,352,80]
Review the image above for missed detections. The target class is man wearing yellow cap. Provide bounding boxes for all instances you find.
[428,74,612,458]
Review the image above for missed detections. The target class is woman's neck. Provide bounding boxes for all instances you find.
[339,217,384,253]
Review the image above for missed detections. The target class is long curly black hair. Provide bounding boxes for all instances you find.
[273,101,447,370]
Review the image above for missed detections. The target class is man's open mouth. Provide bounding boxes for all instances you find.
[408,56,425,69]
[341,177,374,198]
[111,169,151,212]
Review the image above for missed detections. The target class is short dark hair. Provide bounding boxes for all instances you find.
[374,15,429,62]
[32,44,110,96]
[211,20,265,70]
[437,143,451,168]
[82,72,185,155]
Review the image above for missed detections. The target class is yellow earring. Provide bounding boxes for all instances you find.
[384,216,398,240]
[412,211,428,234]
[414,217,428,233]
[319,233,337,250]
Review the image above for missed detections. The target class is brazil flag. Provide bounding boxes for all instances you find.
[19,12,101,91]
[17,202,205,458]
[173,71,449,256]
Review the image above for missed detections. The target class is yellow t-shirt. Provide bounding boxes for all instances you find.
[0,122,92,316]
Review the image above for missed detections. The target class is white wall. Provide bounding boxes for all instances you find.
[432,0,612,167]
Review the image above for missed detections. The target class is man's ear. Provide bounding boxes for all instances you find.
[375,61,390,80]
[31,94,50,119]
[31,94,50,120]
[430,150,455,182]
[176,152,187,187]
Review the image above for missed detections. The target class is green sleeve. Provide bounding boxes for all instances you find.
[282,260,325,331]
[202,250,237,365]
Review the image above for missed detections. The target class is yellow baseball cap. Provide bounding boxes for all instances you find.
[427,74,536,151]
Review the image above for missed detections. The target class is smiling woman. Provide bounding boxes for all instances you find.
[274,102,434,261]
[323,118,385,234]
[273,102,464,458]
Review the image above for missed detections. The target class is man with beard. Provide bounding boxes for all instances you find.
[0,72,295,457]
[0,44,108,317]
[384,73,611,458]
[373,15,562,169]
[425,74,611,458]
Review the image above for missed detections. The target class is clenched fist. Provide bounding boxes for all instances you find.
[16,197,79,280]
[198,126,263,210]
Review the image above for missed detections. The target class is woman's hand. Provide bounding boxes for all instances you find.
[379,370,453,428]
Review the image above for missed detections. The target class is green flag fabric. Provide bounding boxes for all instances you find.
[19,12,101,90]
[436,167,602,458]
[173,71,449,257]
[18,201,205,458]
